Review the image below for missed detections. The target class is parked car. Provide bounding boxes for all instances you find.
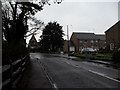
[81,48,96,53]
[60,51,64,54]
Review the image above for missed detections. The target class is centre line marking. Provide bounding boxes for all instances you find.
[66,62,70,65]
[88,70,105,76]
[74,65,79,67]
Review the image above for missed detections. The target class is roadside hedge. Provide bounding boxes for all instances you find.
[112,50,120,63]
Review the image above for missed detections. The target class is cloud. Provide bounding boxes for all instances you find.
[31,1,118,42]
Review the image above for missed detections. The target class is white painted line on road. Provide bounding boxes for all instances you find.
[88,70,105,76]
[66,62,70,65]
[104,76,120,83]
[74,65,79,68]
[53,83,58,88]
[88,70,120,83]
[38,60,59,89]
[65,61,120,83]
[66,62,80,68]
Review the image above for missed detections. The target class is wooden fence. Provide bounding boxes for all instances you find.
[1,54,30,89]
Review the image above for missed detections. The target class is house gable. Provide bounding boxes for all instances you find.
[105,20,120,50]
[70,32,106,52]
[70,32,79,52]
[28,34,38,49]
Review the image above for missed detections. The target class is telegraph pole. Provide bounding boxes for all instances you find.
[67,25,69,58]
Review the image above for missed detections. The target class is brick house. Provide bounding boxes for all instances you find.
[95,34,106,49]
[70,32,106,52]
[28,34,39,50]
[105,21,120,50]
[63,40,75,52]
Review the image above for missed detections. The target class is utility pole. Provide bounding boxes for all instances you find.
[67,25,69,58]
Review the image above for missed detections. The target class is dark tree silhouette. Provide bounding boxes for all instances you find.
[2,0,63,43]
[40,22,64,51]
[2,1,44,43]
[2,0,45,63]
[2,0,63,64]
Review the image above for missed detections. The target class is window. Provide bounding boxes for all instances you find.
[95,40,98,43]
[110,43,114,50]
[79,41,82,43]
[91,40,94,43]
[84,40,87,43]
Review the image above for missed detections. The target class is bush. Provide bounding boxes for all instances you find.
[112,51,120,63]
[2,41,29,65]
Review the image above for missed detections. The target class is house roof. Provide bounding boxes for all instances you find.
[95,34,106,41]
[73,32,99,40]
[105,20,120,33]
[29,34,37,43]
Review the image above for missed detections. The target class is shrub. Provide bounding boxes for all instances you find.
[2,41,29,65]
[112,51,120,63]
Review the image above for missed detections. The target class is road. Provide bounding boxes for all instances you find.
[30,53,120,88]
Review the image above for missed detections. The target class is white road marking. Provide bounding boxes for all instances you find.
[88,70,120,83]
[66,61,80,68]
[66,62,70,65]
[65,60,120,83]
[103,76,120,83]
[53,83,58,88]
[88,70,105,76]
[38,60,58,89]
[74,65,79,67]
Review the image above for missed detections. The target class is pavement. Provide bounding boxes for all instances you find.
[56,54,115,67]
[16,56,52,89]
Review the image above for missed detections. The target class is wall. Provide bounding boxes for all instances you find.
[70,33,79,52]
[105,21,120,50]
[63,41,68,52]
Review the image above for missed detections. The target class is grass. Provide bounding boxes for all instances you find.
[69,52,120,68]
[70,52,112,61]
[72,58,85,61]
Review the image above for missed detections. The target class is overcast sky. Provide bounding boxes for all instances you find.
[27,0,119,43]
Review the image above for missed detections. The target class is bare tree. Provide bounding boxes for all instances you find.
[2,0,63,43]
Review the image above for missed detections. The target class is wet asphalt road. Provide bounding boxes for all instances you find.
[30,53,120,88]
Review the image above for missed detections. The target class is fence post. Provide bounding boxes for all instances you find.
[9,59,13,88]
